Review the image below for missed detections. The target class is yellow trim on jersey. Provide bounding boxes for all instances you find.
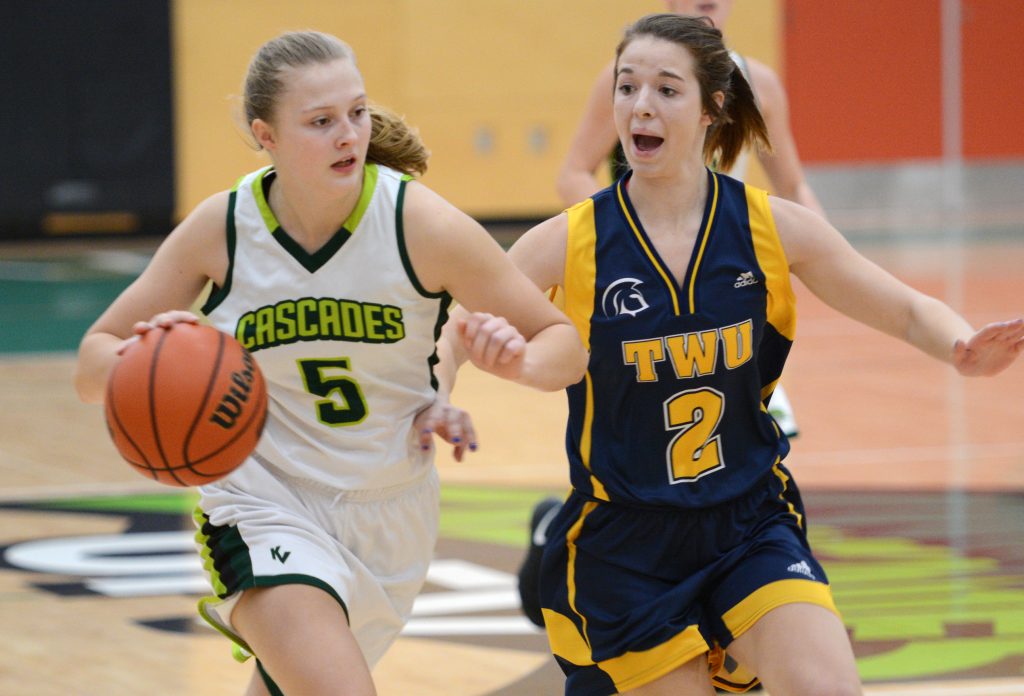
[746,185,795,341]
[771,458,803,528]
[564,199,597,350]
[249,164,379,236]
[565,499,598,650]
[615,181,681,316]
[564,199,609,500]
[545,607,708,692]
[579,372,608,500]
[251,167,279,234]
[721,578,839,640]
[343,163,378,232]
[760,377,781,406]
[687,172,720,314]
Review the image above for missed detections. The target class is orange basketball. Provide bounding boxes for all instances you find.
[104,323,268,487]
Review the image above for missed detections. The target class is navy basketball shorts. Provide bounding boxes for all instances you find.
[539,463,839,695]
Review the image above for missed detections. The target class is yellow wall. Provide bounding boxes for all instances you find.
[173,0,781,221]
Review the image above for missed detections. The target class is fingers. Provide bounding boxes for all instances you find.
[115,335,141,356]
[118,312,201,356]
[413,400,478,462]
[459,312,526,370]
[132,311,200,336]
[954,318,1024,376]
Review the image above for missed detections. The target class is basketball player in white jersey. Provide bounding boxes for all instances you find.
[75,30,587,696]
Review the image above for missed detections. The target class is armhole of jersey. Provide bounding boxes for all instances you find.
[746,185,795,341]
[564,199,597,351]
[200,189,237,315]
[395,175,447,300]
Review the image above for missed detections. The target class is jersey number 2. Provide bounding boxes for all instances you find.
[664,387,725,482]
[298,358,368,426]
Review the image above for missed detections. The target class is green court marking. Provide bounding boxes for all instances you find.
[439,484,559,547]
[32,491,199,514]
[11,484,1023,682]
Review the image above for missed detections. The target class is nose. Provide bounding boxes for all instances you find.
[335,121,356,149]
[633,86,655,119]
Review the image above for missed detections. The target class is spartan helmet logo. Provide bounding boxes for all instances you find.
[602,278,650,317]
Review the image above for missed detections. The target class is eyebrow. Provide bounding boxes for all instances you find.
[302,94,368,113]
[616,67,684,81]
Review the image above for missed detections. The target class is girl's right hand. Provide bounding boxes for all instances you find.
[117,311,200,355]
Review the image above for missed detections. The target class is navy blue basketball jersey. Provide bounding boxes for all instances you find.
[561,169,795,508]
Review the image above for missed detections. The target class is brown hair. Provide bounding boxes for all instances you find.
[615,13,770,171]
[243,30,428,176]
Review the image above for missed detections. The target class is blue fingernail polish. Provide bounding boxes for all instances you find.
[469,443,478,451]
[453,437,461,443]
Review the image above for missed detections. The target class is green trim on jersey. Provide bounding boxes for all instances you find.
[343,163,378,233]
[200,189,238,315]
[393,174,454,391]
[394,175,446,300]
[272,222,352,273]
[250,167,278,234]
[427,296,452,392]
[249,165,380,274]
[256,661,285,696]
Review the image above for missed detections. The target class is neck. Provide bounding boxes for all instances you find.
[627,163,708,226]
[267,166,363,246]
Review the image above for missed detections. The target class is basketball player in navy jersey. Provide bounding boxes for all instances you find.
[442,13,1023,694]
[517,0,828,633]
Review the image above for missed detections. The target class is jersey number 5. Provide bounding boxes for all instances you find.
[298,358,368,426]
[663,387,725,482]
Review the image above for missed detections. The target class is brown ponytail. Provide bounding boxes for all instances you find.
[368,103,430,177]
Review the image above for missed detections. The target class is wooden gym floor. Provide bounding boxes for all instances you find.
[1,163,1023,694]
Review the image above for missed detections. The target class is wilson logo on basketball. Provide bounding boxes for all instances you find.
[209,350,259,430]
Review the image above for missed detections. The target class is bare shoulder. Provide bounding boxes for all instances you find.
[507,213,570,291]
[157,190,231,284]
[400,179,499,293]
[400,179,481,249]
[768,194,843,266]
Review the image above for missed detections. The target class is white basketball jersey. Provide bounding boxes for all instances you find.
[202,164,450,490]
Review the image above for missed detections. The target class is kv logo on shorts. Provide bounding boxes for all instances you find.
[271,546,291,563]
[602,278,650,317]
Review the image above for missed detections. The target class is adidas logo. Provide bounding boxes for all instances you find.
[734,271,758,288]
[787,560,815,579]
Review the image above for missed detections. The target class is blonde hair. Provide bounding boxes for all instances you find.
[244,30,429,176]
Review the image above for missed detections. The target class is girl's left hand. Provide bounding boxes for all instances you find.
[953,319,1024,376]
[413,397,478,462]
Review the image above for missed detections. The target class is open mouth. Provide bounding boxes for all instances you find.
[333,156,357,169]
[633,134,664,152]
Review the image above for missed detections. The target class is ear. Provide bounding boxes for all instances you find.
[702,90,726,127]
[251,118,276,151]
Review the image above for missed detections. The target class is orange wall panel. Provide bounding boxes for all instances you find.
[783,0,942,162]
[961,0,1024,158]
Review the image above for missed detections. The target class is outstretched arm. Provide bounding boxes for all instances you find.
[556,61,620,208]
[776,197,1024,375]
